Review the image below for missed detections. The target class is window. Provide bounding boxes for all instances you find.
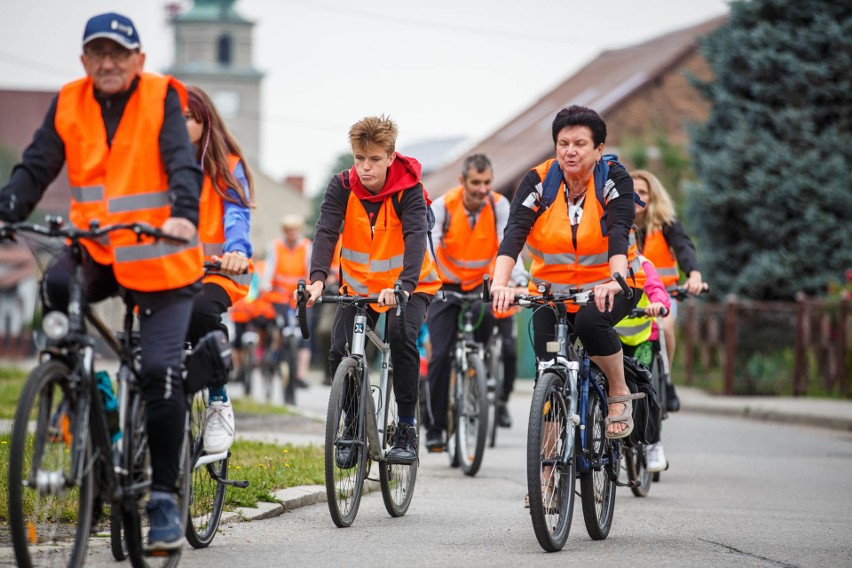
[217,34,232,66]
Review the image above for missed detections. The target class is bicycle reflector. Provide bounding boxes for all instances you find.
[42,311,70,340]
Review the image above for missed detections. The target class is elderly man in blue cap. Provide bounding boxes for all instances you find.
[0,12,203,551]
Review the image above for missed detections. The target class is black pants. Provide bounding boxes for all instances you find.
[425,284,518,432]
[329,292,430,418]
[43,248,198,493]
[532,288,641,361]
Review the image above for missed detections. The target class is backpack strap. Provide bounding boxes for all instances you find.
[391,189,440,267]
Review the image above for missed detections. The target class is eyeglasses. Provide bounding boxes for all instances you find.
[84,47,136,64]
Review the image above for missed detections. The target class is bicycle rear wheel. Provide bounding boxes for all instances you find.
[650,350,666,482]
[185,392,228,548]
[623,444,651,497]
[325,358,367,527]
[579,382,617,540]
[8,360,94,568]
[526,370,575,553]
[380,370,419,517]
[455,353,489,476]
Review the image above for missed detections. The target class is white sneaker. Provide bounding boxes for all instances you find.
[646,442,667,473]
[203,400,235,453]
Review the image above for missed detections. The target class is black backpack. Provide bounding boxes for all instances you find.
[622,356,662,447]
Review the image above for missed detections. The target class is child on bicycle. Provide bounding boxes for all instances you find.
[304,115,441,465]
[614,254,670,472]
[183,85,254,454]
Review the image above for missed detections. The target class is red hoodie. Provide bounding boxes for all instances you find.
[343,152,424,203]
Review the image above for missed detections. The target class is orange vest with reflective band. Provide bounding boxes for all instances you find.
[642,229,679,287]
[229,296,253,323]
[339,189,441,311]
[268,237,310,307]
[329,236,343,279]
[526,159,645,312]
[435,186,500,291]
[198,154,254,304]
[55,73,203,291]
[249,260,276,319]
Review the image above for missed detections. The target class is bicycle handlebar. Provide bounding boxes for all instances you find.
[0,216,190,245]
[440,274,490,304]
[628,306,669,318]
[295,279,408,340]
[667,282,710,301]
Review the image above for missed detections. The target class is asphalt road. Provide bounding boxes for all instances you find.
[71,391,852,568]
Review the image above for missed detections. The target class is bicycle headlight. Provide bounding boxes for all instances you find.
[42,311,70,340]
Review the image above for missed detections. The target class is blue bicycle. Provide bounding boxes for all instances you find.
[508,275,642,552]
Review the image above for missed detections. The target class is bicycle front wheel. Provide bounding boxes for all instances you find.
[650,350,666,482]
[185,392,228,548]
[8,360,94,568]
[380,370,418,517]
[325,357,367,527]
[486,337,503,449]
[526,370,576,553]
[455,353,489,476]
[579,382,617,540]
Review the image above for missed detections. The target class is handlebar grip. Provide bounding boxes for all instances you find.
[297,280,311,339]
[394,280,407,318]
[481,274,491,303]
[612,272,632,299]
[660,306,669,317]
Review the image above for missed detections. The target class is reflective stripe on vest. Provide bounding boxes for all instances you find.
[108,190,170,213]
[70,185,104,203]
[615,294,652,346]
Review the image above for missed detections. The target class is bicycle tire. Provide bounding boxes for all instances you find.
[8,359,94,568]
[380,369,419,517]
[579,381,616,540]
[325,357,367,527]
[456,353,489,476]
[280,336,298,405]
[185,392,228,548]
[446,368,460,468]
[526,370,575,553]
[486,336,503,449]
[624,444,652,497]
[110,505,127,560]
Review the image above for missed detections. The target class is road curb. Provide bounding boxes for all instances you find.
[682,404,852,432]
[224,481,382,523]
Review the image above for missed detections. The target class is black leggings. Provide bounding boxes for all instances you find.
[43,248,198,493]
[329,293,430,418]
[532,288,641,360]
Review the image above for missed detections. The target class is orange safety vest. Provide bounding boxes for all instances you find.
[642,229,679,287]
[339,189,441,311]
[526,159,645,312]
[435,186,501,291]
[55,73,203,291]
[268,237,310,306]
[229,296,253,324]
[329,236,343,279]
[198,154,254,304]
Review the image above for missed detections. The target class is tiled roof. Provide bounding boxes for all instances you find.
[422,15,727,197]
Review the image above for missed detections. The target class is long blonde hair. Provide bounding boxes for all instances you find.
[633,170,675,233]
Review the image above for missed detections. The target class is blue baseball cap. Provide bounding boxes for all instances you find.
[82,12,141,50]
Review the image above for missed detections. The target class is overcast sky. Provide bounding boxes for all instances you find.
[1,0,729,194]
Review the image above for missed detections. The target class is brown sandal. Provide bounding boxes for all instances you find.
[604,393,645,440]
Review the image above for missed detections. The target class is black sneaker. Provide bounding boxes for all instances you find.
[386,424,418,465]
[497,404,512,428]
[425,428,445,452]
[666,382,681,412]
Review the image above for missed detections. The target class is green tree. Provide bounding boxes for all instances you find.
[687,0,852,300]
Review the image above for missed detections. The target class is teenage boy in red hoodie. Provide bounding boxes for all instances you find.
[305,115,441,464]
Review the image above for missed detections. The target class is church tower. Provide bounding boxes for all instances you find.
[167,0,263,165]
